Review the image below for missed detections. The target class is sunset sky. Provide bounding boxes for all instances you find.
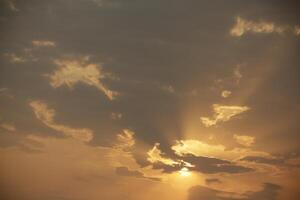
[1,1,300,200]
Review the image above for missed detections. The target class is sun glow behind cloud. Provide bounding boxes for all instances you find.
[179,167,191,177]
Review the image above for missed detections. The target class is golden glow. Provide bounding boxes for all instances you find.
[147,143,180,166]
[179,167,191,177]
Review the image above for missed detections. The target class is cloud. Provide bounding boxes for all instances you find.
[4,53,27,63]
[230,16,285,37]
[147,143,179,166]
[146,141,254,174]
[32,40,56,47]
[0,130,44,153]
[159,85,175,94]
[234,65,243,84]
[294,26,300,35]
[205,178,221,185]
[172,140,226,158]
[285,157,300,166]
[182,154,253,174]
[221,90,232,98]
[92,0,121,7]
[48,57,117,100]
[233,134,255,147]
[115,166,144,177]
[230,16,300,37]
[201,104,250,127]
[115,129,135,150]
[188,183,281,200]
[240,156,284,165]
[151,162,182,173]
[115,166,161,181]
[5,0,19,12]
[248,183,282,200]
[29,100,93,142]
[0,123,16,132]
[110,112,122,120]
[171,139,269,161]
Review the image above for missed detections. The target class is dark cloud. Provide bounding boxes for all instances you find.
[247,183,282,200]
[150,154,253,174]
[205,178,222,185]
[151,162,182,174]
[188,182,281,200]
[115,166,144,177]
[115,166,161,181]
[184,154,253,174]
[240,156,284,165]
[240,155,300,169]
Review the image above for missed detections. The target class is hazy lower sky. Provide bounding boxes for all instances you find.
[1,1,300,200]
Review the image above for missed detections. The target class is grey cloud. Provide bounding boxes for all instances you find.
[115,166,144,177]
[150,154,253,174]
[0,129,43,153]
[115,166,161,181]
[240,156,284,165]
[188,182,281,200]
[183,154,253,174]
[205,178,222,185]
[151,162,182,174]
[240,155,300,168]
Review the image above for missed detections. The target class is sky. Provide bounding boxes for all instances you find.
[0,0,300,200]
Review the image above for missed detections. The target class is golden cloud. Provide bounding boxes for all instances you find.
[230,16,285,37]
[48,57,117,100]
[171,139,268,161]
[4,53,27,63]
[233,134,255,147]
[29,100,93,142]
[294,26,300,35]
[32,40,56,47]
[201,104,250,127]
[221,90,232,98]
[147,143,179,166]
[115,129,135,150]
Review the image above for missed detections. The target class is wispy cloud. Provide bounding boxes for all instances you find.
[201,104,250,127]
[29,100,93,142]
[115,129,135,150]
[221,90,231,98]
[0,123,16,132]
[147,143,179,166]
[110,112,122,120]
[230,16,300,37]
[6,0,19,12]
[48,56,117,100]
[234,64,243,84]
[32,40,56,47]
[230,16,285,37]
[4,53,27,63]
[294,26,300,35]
[234,134,255,147]
[159,84,175,94]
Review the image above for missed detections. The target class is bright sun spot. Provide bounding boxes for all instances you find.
[179,167,191,177]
